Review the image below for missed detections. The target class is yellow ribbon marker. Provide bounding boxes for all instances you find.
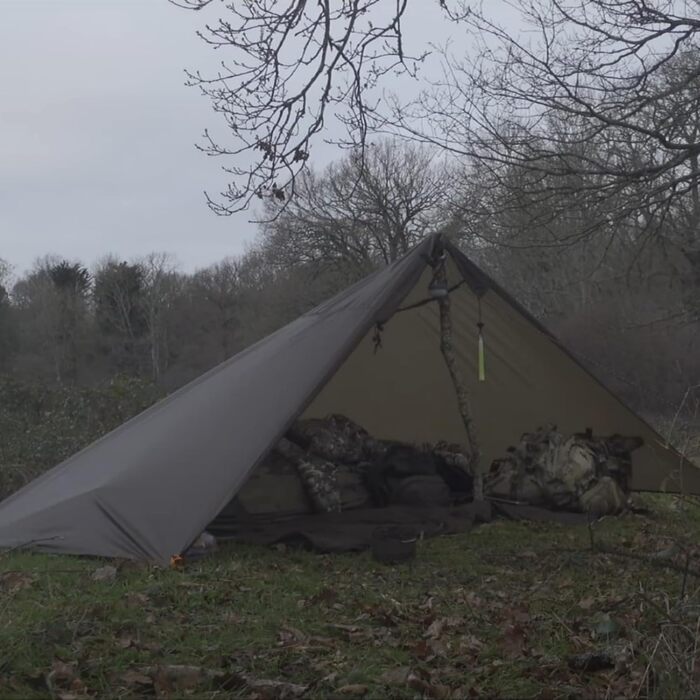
[477,296,486,382]
[478,328,486,382]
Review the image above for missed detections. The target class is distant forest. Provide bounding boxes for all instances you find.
[1,142,698,426]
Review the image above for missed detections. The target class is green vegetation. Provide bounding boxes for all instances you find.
[0,376,161,500]
[3,498,700,698]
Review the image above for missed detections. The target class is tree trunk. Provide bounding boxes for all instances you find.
[149,307,160,383]
[430,246,484,500]
[691,152,700,233]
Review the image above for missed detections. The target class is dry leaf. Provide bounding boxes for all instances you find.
[46,661,87,699]
[125,592,150,606]
[117,635,136,649]
[0,571,35,593]
[420,595,436,611]
[425,618,446,639]
[91,565,117,582]
[150,664,228,695]
[243,675,309,697]
[459,634,484,655]
[503,606,531,624]
[47,661,75,683]
[222,611,244,624]
[119,670,153,687]
[411,640,432,659]
[152,665,200,692]
[464,592,484,608]
[328,623,365,639]
[308,586,338,606]
[408,675,451,699]
[337,684,369,696]
[501,623,527,658]
[379,667,412,685]
[277,626,307,646]
[427,638,448,658]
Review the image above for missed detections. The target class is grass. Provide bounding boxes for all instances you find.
[2,497,700,698]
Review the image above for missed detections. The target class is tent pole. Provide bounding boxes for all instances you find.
[430,240,484,500]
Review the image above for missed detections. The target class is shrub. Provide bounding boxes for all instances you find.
[0,376,162,500]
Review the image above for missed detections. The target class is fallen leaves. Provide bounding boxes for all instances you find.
[304,586,339,607]
[125,591,150,607]
[118,669,153,687]
[336,683,369,696]
[45,660,88,700]
[501,623,528,659]
[276,625,336,652]
[424,616,465,640]
[5,510,698,699]
[151,665,223,695]
[90,565,117,583]
[242,675,309,698]
[327,623,366,640]
[378,666,412,685]
[378,666,451,699]
[116,665,310,698]
[0,570,35,593]
[115,631,161,653]
[425,618,446,640]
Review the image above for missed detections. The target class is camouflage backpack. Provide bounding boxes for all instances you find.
[536,435,598,509]
[296,460,342,513]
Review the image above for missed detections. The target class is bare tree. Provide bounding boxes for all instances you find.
[171,0,466,213]
[11,258,91,384]
[139,253,181,383]
[0,258,11,288]
[191,258,241,362]
[93,258,149,375]
[177,0,700,251]
[261,140,450,271]
[46,261,92,384]
[390,2,700,247]
[0,259,15,371]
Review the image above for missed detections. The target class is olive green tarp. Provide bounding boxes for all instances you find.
[0,235,695,564]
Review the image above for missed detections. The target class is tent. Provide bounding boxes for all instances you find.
[0,234,696,564]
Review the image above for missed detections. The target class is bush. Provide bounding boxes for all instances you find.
[0,376,162,500]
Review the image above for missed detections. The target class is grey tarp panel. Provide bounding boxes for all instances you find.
[0,234,697,563]
[0,238,435,563]
[306,249,699,493]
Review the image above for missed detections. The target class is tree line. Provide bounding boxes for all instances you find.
[1,140,698,426]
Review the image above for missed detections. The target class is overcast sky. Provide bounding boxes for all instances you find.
[1,0,253,275]
[0,1,510,277]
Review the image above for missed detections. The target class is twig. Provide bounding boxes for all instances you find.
[681,553,691,601]
[587,512,596,551]
[635,633,661,698]
[593,542,700,580]
[636,593,697,644]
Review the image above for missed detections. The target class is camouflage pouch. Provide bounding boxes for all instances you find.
[579,476,627,516]
[537,437,597,509]
[485,457,519,500]
[296,460,341,513]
